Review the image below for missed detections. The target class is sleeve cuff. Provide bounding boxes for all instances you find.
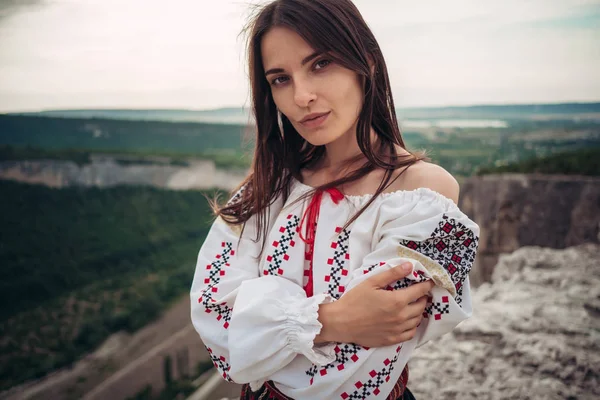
[284,292,337,366]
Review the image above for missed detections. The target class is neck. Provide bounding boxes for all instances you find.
[319,125,377,173]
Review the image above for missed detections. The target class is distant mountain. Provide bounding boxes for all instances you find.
[397,103,600,120]
[7,107,251,125]
[7,102,600,124]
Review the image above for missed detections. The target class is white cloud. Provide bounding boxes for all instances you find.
[356,0,600,27]
[0,0,598,111]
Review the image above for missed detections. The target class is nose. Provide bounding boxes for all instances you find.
[293,79,317,108]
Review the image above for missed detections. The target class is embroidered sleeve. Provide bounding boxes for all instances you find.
[190,186,336,384]
[353,208,480,346]
[265,190,480,399]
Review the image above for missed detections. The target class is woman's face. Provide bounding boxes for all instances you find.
[261,26,364,147]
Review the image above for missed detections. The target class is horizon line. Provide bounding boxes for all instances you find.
[3,100,600,114]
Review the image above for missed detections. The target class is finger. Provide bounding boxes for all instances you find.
[366,262,413,288]
[397,280,435,304]
[397,327,419,343]
[397,314,423,332]
[387,326,420,345]
[408,294,430,305]
[402,296,429,319]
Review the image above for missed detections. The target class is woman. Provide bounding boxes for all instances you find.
[190,0,480,399]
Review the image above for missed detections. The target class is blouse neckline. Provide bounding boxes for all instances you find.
[291,176,459,207]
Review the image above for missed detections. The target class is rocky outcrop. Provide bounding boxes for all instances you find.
[0,156,247,191]
[408,243,600,400]
[459,174,600,286]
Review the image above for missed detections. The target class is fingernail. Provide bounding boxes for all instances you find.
[402,262,412,271]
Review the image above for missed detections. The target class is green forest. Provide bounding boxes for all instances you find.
[0,143,251,170]
[477,147,600,176]
[0,114,249,154]
[0,181,224,390]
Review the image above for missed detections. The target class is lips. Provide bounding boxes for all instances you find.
[300,112,330,123]
[299,111,331,128]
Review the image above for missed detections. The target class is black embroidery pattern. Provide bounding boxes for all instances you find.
[388,269,429,291]
[264,214,300,276]
[425,294,451,320]
[340,345,403,399]
[306,225,368,385]
[206,345,233,382]
[362,261,385,275]
[324,227,351,299]
[306,343,366,385]
[199,241,234,329]
[398,214,478,305]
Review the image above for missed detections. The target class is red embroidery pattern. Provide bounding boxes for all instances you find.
[387,269,429,291]
[340,345,404,399]
[306,343,367,385]
[199,241,235,329]
[364,264,429,292]
[324,226,351,299]
[242,366,408,400]
[305,226,360,383]
[264,214,300,276]
[397,214,479,305]
[363,261,386,275]
[424,294,450,320]
[205,346,233,382]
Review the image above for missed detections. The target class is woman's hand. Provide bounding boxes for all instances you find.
[316,263,434,347]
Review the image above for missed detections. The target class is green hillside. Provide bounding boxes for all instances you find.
[2,113,600,177]
[0,114,248,154]
[0,181,224,389]
[477,147,600,176]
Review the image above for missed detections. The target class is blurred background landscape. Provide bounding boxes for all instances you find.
[1,0,599,399]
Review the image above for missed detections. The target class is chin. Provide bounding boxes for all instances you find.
[299,132,340,147]
[295,127,345,147]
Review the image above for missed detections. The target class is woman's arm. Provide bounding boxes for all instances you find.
[315,264,434,345]
[261,193,480,399]
[191,206,339,383]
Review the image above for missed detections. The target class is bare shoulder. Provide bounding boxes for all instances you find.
[389,161,460,204]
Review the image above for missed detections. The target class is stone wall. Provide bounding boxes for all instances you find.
[459,174,600,286]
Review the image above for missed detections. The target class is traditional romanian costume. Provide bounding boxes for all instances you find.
[191,177,480,399]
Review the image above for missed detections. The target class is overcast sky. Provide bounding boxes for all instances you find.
[0,0,599,112]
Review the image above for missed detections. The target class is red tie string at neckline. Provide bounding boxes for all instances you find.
[298,187,344,297]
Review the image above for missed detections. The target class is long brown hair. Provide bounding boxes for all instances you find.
[212,0,427,250]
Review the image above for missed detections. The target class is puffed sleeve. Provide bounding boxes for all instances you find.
[265,188,480,399]
[348,187,480,346]
[190,185,336,385]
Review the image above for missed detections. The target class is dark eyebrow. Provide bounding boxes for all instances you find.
[264,51,322,77]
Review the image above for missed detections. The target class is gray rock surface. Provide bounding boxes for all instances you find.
[459,174,600,286]
[0,157,247,191]
[408,244,600,400]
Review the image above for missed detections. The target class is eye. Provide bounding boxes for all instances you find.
[271,76,289,86]
[314,59,331,70]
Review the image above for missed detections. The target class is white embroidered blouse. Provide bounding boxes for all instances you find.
[190,177,480,399]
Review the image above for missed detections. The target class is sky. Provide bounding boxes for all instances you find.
[0,0,599,112]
